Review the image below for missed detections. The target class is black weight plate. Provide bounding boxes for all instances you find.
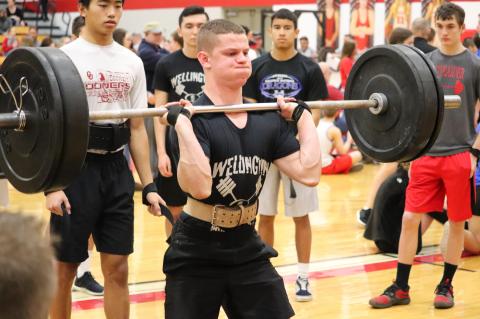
[37,48,89,192]
[345,45,436,163]
[393,44,439,162]
[406,45,445,159]
[0,48,64,193]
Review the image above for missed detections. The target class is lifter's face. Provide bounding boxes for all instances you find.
[80,0,122,38]
[270,18,299,50]
[179,14,208,50]
[436,17,463,48]
[199,33,251,88]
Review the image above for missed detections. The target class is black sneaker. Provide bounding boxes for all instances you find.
[357,208,371,227]
[73,272,104,296]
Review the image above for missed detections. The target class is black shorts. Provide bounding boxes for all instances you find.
[50,152,134,263]
[474,185,480,217]
[155,127,187,206]
[163,213,294,319]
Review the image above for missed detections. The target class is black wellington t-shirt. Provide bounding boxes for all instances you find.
[243,52,328,102]
[184,94,300,207]
[153,50,205,102]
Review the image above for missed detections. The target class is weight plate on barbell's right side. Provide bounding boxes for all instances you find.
[345,45,437,163]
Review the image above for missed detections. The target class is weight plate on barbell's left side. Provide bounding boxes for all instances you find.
[345,45,437,163]
[405,44,445,161]
[37,48,89,193]
[0,48,65,193]
[392,44,440,162]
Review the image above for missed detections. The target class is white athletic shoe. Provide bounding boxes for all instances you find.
[295,276,313,302]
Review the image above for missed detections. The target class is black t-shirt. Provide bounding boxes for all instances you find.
[183,94,300,207]
[243,52,328,102]
[153,50,205,102]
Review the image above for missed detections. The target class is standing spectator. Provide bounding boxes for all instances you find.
[319,62,347,134]
[244,8,328,302]
[168,30,183,52]
[412,17,436,53]
[339,40,356,91]
[113,27,134,51]
[70,15,85,40]
[6,0,24,26]
[40,0,49,21]
[388,27,413,45]
[463,38,477,54]
[299,36,317,61]
[131,32,142,52]
[0,9,12,35]
[428,27,437,46]
[138,21,169,100]
[242,25,258,60]
[153,5,208,235]
[253,32,266,56]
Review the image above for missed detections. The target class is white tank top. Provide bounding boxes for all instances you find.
[317,119,334,167]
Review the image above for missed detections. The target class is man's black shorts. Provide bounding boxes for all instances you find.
[163,213,294,319]
[50,152,135,263]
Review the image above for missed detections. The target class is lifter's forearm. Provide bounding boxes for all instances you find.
[175,117,212,199]
[297,111,321,171]
[129,122,154,186]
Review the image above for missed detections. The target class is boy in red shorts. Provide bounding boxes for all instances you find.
[370,2,480,309]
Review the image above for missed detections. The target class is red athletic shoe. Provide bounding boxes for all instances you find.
[369,283,410,309]
[434,281,454,309]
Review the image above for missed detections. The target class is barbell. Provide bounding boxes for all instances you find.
[0,45,459,194]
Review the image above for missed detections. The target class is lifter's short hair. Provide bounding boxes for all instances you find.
[0,212,56,319]
[197,19,245,53]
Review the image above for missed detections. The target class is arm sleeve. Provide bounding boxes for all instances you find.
[130,59,148,109]
[153,57,170,92]
[191,118,211,158]
[272,115,300,160]
[306,63,329,100]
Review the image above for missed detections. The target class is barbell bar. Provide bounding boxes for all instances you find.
[0,45,459,193]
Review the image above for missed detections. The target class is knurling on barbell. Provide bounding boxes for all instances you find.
[0,45,461,193]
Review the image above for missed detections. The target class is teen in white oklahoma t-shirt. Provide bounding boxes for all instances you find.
[61,37,147,125]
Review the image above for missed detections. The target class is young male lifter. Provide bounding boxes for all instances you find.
[370,2,480,309]
[159,19,321,318]
[153,6,208,235]
[45,1,164,318]
[243,8,328,301]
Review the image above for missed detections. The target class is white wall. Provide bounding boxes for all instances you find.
[62,7,224,38]
[274,1,480,49]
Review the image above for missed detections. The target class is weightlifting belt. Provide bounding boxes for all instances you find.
[185,198,258,228]
[88,122,130,152]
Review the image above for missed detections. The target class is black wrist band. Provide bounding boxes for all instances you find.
[142,182,158,206]
[167,105,191,127]
[470,147,480,160]
[291,100,312,124]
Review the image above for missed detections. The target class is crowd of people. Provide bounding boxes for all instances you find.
[0,1,479,318]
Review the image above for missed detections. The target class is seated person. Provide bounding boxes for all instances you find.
[317,109,362,174]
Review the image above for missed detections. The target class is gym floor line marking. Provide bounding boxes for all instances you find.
[72,251,476,312]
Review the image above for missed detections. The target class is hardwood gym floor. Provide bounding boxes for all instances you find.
[7,164,480,318]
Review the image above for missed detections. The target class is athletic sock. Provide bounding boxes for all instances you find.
[440,262,457,285]
[77,250,92,278]
[395,262,412,290]
[298,263,309,279]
